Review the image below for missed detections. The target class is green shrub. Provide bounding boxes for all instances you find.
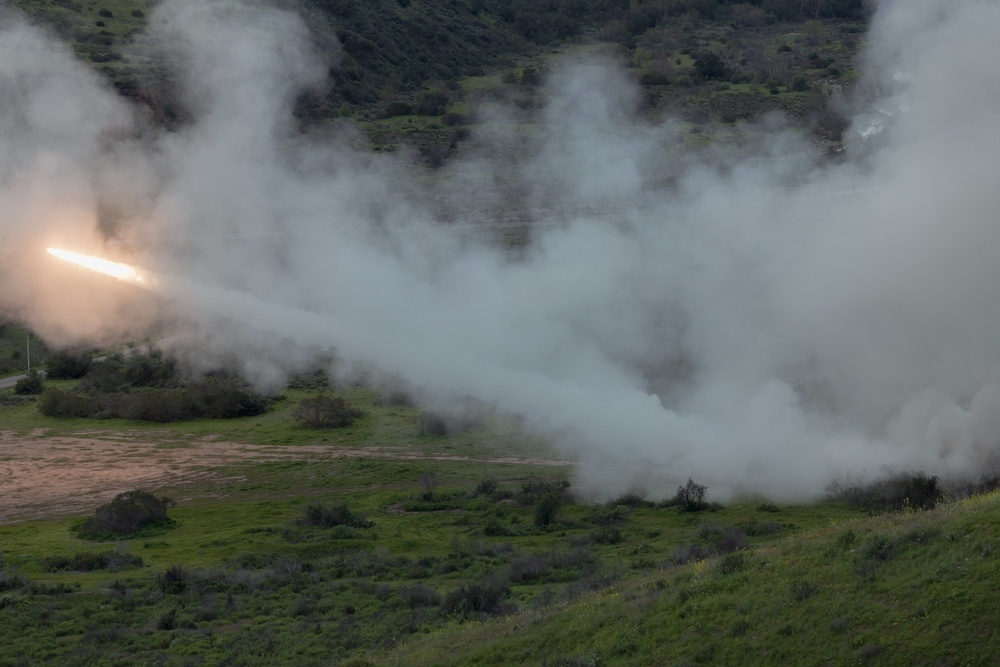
[299,503,373,529]
[184,375,270,419]
[42,549,143,572]
[292,394,363,428]
[38,387,96,417]
[13,370,43,395]
[589,504,631,526]
[591,526,625,545]
[534,492,562,527]
[444,576,515,620]
[77,490,176,539]
[158,565,187,595]
[45,350,92,379]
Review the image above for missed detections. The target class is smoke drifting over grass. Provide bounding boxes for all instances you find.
[3,0,1000,498]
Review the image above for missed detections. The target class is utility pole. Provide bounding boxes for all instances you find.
[26,333,30,373]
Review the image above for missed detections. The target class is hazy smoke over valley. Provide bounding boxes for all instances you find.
[2,0,1000,499]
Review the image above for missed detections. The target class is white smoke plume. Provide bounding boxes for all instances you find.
[2,0,1000,499]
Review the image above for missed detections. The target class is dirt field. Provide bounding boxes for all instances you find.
[0,429,572,524]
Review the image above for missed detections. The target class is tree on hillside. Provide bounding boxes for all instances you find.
[694,51,729,81]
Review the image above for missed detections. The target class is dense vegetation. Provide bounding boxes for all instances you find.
[35,348,272,422]
[11,0,870,157]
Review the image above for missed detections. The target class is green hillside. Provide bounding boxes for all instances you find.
[373,492,1000,666]
[11,0,870,154]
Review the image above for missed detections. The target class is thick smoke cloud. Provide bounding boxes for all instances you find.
[2,0,1000,499]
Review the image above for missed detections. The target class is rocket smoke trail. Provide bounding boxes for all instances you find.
[8,0,1000,499]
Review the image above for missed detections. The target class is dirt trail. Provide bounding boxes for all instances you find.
[0,429,571,524]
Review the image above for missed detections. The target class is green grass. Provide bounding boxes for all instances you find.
[371,492,1000,666]
[0,377,869,666]
[0,474,862,666]
[4,376,997,665]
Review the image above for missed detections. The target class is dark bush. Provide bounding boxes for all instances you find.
[534,492,563,527]
[414,90,449,116]
[402,584,441,608]
[665,479,712,511]
[158,566,187,595]
[77,490,175,539]
[418,403,487,437]
[123,350,176,387]
[287,367,332,390]
[591,526,625,545]
[42,549,142,572]
[673,543,711,565]
[38,387,96,418]
[13,371,43,395]
[0,568,27,592]
[382,101,413,118]
[589,504,631,526]
[119,389,190,422]
[184,375,270,419]
[292,394,363,428]
[791,75,810,91]
[827,472,941,512]
[613,491,653,508]
[693,51,729,80]
[420,472,438,500]
[640,69,672,86]
[739,520,782,536]
[790,578,818,601]
[444,576,515,619]
[45,350,92,379]
[520,67,540,86]
[517,479,570,506]
[473,478,498,497]
[718,551,747,574]
[299,502,373,529]
[714,528,750,554]
[98,8,112,17]
[418,411,449,436]
[508,555,549,583]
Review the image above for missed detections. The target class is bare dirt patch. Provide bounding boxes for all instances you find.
[0,430,571,524]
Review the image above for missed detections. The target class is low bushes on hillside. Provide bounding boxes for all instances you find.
[38,374,271,422]
[41,549,143,572]
[443,575,516,620]
[827,472,941,512]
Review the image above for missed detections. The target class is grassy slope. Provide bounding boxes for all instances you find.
[374,493,1000,666]
[0,378,879,666]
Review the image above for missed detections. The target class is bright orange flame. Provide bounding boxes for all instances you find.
[47,247,147,285]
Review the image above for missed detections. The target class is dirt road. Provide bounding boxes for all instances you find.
[0,429,571,524]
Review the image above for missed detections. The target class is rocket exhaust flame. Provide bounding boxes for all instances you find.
[47,248,152,286]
